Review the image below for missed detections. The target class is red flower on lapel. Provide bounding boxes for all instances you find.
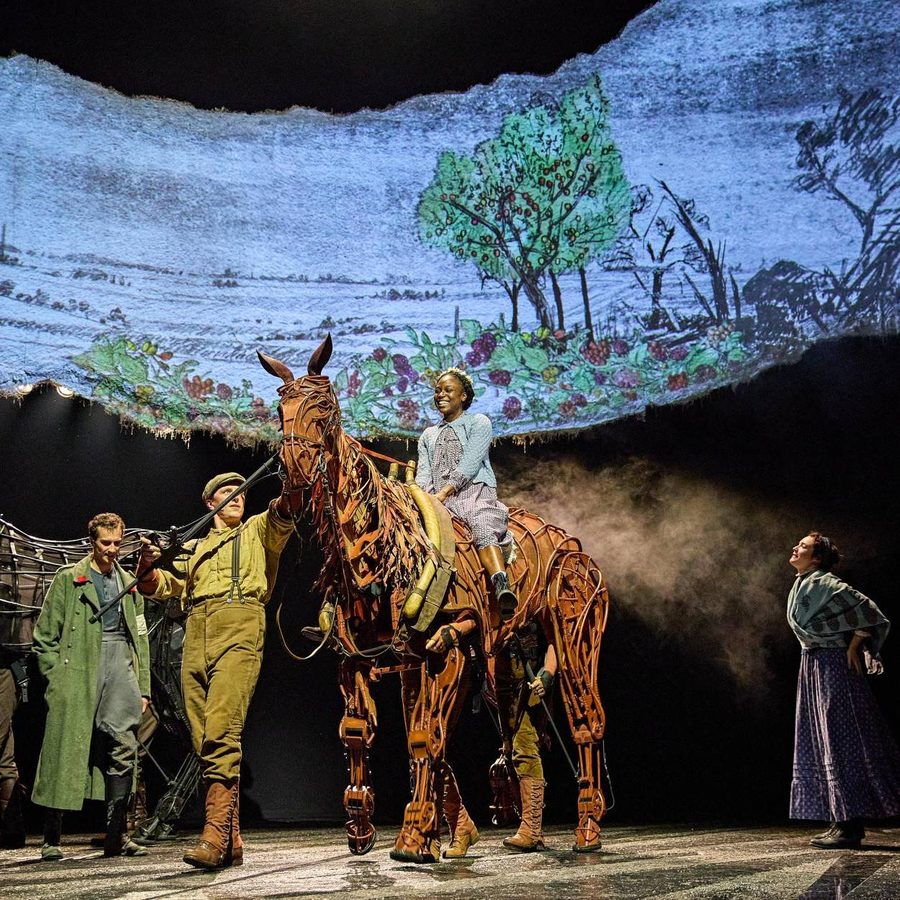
[74,575,90,584]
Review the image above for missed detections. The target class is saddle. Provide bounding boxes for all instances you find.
[401,486,457,633]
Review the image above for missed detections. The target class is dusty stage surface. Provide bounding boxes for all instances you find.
[2,824,899,899]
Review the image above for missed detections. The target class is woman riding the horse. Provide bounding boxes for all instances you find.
[416,367,518,622]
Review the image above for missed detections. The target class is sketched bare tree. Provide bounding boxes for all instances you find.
[794,89,900,326]
[607,184,708,331]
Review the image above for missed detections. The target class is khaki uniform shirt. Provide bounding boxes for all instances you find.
[153,502,293,608]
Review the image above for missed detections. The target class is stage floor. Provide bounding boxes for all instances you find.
[2,823,899,899]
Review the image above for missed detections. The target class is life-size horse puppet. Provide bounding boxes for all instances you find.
[259,336,609,862]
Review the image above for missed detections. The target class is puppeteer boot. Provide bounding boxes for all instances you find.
[442,770,479,859]
[502,776,546,852]
[0,777,26,849]
[183,780,238,869]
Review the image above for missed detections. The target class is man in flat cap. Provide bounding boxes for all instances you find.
[138,472,296,869]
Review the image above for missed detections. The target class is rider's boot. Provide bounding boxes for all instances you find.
[478,545,518,622]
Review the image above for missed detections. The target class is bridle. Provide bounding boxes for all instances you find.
[275,381,405,663]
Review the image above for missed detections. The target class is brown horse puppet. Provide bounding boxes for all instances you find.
[259,335,609,862]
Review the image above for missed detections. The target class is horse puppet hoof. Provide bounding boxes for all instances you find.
[348,829,377,855]
[389,838,439,864]
[573,840,604,853]
[390,848,423,863]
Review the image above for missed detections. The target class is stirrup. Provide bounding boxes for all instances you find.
[301,626,326,643]
[498,589,517,622]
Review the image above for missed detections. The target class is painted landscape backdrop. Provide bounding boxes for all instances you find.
[1,0,898,441]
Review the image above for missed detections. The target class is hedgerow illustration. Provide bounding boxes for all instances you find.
[72,336,281,442]
[19,84,892,443]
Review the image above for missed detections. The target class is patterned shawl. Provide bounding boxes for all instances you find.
[787,568,890,657]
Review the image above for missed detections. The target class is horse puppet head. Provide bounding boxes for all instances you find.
[258,334,339,490]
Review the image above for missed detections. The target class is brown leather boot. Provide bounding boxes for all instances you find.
[442,769,479,859]
[183,780,238,869]
[227,785,243,866]
[502,776,546,852]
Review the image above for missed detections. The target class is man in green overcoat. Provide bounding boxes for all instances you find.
[32,513,150,860]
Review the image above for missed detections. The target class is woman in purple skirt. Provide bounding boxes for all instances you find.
[788,532,900,849]
[416,367,518,622]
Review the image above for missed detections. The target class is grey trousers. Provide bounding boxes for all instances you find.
[94,637,142,779]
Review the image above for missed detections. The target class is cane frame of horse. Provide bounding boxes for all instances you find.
[260,335,609,861]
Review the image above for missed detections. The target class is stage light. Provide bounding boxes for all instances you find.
[14,383,33,396]
[55,385,75,398]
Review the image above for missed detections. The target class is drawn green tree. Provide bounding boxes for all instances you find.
[418,76,630,331]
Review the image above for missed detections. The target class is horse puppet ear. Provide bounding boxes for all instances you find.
[257,350,295,385]
[307,334,333,376]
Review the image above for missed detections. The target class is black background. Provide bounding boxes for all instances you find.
[2,1,655,114]
[3,0,899,834]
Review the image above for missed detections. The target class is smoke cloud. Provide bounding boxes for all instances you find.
[501,454,803,690]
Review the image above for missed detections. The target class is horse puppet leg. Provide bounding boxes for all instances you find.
[390,645,469,863]
[338,660,378,854]
[546,550,610,852]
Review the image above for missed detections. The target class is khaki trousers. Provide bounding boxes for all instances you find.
[512,707,544,780]
[182,599,265,782]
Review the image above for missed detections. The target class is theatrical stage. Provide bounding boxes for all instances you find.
[3,824,900,899]
[3,2,900,898]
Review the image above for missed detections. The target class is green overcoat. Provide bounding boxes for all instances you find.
[31,555,150,810]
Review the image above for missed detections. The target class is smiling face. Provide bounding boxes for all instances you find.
[433,374,467,423]
[790,534,820,574]
[91,526,124,574]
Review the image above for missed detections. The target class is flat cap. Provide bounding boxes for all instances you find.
[202,472,245,501]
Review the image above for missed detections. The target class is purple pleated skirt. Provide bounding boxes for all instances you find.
[790,647,900,821]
